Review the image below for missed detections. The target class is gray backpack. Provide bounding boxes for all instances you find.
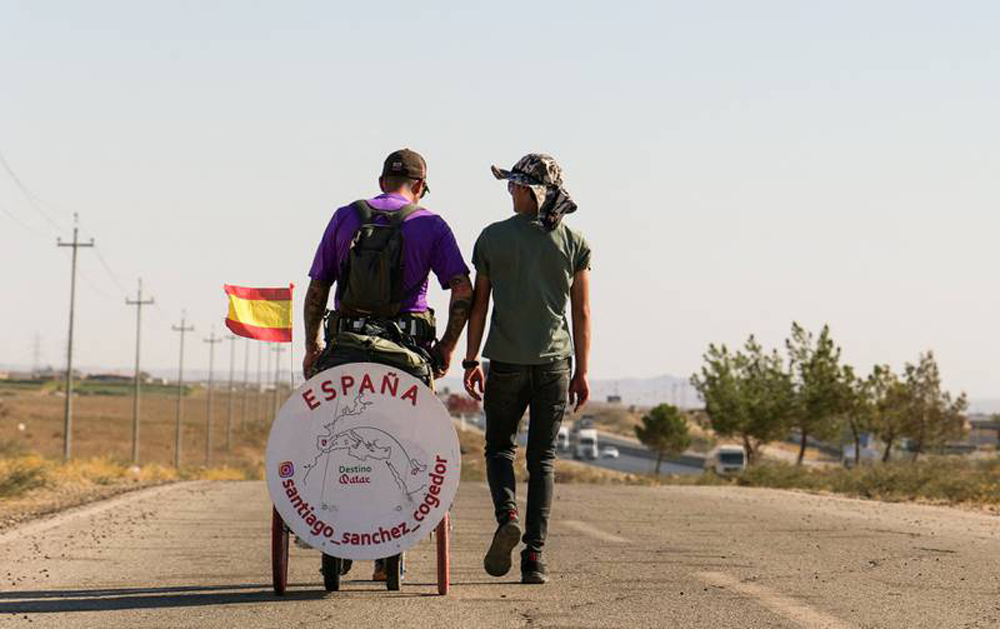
[336,200,419,317]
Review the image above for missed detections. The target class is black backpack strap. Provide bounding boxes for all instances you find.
[388,203,421,226]
[352,199,374,223]
[352,200,420,226]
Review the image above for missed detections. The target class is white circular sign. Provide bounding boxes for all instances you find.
[266,363,460,560]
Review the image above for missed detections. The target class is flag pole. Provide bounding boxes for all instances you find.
[289,283,295,390]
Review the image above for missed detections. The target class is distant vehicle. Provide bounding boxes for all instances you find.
[599,445,619,459]
[705,445,746,475]
[574,429,599,460]
[841,433,881,467]
[556,427,570,452]
[571,416,595,438]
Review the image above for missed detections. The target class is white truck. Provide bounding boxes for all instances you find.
[556,426,570,452]
[705,444,746,475]
[574,429,599,460]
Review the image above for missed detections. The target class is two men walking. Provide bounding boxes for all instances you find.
[304,149,590,585]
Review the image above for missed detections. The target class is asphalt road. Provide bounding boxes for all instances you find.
[560,431,705,476]
[1,481,998,628]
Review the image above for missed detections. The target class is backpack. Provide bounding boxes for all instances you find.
[336,200,419,317]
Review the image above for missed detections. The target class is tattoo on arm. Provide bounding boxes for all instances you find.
[304,280,331,351]
[440,275,473,349]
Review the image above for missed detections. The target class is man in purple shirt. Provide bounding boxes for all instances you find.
[302,149,472,582]
[303,149,472,378]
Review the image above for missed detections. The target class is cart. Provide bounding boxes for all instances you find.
[271,507,450,595]
[266,363,459,597]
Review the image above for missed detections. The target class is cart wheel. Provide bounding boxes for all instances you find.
[271,507,289,596]
[322,554,342,592]
[386,554,402,591]
[436,512,450,595]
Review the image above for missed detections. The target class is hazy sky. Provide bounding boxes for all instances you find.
[1,1,998,397]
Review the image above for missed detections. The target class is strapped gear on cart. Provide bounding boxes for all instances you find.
[315,201,438,385]
[336,200,420,318]
[318,310,437,385]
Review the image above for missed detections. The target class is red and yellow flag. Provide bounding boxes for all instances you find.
[224,284,294,342]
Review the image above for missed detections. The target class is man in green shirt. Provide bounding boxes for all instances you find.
[463,153,592,584]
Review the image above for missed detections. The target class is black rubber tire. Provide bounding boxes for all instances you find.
[386,554,402,591]
[271,508,289,596]
[322,554,342,592]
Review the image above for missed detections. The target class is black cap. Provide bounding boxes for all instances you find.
[382,149,427,180]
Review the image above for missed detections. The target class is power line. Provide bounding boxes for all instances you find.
[57,249,117,301]
[0,148,65,232]
[0,201,48,237]
[92,245,129,296]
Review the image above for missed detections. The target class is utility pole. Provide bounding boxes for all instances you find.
[125,278,154,464]
[31,333,41,375]
[271,344,285,422]
[263,343,272,423]
[254,342,263,425]
[225,335,238,451]
[204,328,223,466]
[240,338,250,430]
[172,313,194,468]
[57,213,94,461]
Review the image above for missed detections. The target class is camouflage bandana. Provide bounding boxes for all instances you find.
[491,153,577,231]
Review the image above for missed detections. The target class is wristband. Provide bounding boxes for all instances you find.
[462,359,480,369]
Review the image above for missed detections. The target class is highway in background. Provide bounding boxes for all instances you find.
[457,413,705,476]
[557,430,705,476]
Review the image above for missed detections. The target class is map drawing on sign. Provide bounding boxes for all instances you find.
[302,389,428,509]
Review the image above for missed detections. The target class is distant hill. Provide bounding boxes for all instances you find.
[438,373,700,409]
[6,362,996,415]
[969,399,1000,415]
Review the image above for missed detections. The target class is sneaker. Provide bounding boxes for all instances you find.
[521,550,548,584]
[484,513,521,577]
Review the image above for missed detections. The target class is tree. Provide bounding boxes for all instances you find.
[691,336,794,465]
[635,404,692,474]
[785,323,851,465]
[842,365,874,466]
[901,352,967,461]
[867,365,908,462]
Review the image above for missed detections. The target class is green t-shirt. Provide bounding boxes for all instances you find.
[472,213,591,365]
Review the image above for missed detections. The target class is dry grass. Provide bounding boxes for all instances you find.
[660,457,1000,508]
[0,451,263,530]
[2,384,277,470]
[0,385,278,527]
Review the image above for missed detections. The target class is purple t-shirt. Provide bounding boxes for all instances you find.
[308,193,469,313]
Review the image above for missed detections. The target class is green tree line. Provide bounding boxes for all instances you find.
[690,323,967,466]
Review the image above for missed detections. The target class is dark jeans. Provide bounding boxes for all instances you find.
[484,358,570,554]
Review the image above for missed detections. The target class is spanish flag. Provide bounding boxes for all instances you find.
[224,284,294,342]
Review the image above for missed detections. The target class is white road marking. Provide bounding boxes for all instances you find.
[696,571,852,629]
[0,481,203,547]
[561,520,630,543]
